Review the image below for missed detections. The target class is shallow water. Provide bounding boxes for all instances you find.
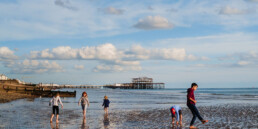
[0,88,258,128]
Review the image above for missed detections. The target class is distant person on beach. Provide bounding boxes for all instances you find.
[102,96,110,115]
[170,105,182,126]
[78,92,90,118]
[49,93,63,123]
[187,83,208,129]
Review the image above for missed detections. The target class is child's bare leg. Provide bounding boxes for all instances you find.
[83,110,86,118]
[56,115,59,123]
[50,114,54,122]
[83,116,86,124]
[104,108,108,115]
[172,117,175,126]
[180,114,182,125]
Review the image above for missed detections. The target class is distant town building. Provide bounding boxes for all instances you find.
[0,74,8,80]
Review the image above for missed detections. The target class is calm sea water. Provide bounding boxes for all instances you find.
[0,88,258,128]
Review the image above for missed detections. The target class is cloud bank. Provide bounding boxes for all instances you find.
[5,60,63,74]
[29,43,202,72]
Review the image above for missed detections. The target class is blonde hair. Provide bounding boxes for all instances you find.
[104,96,108,99]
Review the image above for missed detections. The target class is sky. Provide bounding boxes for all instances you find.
[0,0,258,88]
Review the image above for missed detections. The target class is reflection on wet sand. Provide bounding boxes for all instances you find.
[103,114,110,128]
[171,124,182,129]
[81,117,89,129]
[50,122,59,129]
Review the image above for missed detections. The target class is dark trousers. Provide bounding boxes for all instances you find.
[187,104,203,126]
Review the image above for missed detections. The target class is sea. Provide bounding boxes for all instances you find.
[0,88,258,128]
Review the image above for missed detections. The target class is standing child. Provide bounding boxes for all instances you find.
[49,93,63,123]
[187,83,208,129]
[102,96,110,115]
[78,92,90,118]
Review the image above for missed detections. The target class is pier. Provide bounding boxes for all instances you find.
[106,77,165,89]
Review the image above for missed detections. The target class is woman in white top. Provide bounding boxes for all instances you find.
[49,93,63,123]
[78,91,90,118]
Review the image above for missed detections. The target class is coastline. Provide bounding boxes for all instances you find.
[0,89,34,103]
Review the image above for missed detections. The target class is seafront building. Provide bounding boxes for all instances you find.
[0,74,8,80]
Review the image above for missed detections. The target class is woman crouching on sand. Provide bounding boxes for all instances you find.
[187,83,208,129]
[78,92,90,118]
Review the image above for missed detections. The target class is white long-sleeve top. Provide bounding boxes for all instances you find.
[78,97,89,106]
[49,96,63,106]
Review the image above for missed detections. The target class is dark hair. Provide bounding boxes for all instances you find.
[191,83,198,88]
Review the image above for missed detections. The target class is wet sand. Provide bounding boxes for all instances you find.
[109,104,258,128]
[1,101,258,128]
[0,89,34,103]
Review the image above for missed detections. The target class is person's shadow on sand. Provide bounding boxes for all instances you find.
[103,114,110,128]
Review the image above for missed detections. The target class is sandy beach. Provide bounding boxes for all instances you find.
[0,89,34,103]
[1,88,258,128]
[109,104,258,128]
[1,102,258,128]
[0,101,258,129]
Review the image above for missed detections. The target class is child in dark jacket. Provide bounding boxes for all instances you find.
[187,83,208,129]
[102,96,110,115]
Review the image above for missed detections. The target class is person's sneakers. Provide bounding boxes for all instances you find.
[201,120,208,124]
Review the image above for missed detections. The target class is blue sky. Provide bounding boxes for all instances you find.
[0,0,258,88]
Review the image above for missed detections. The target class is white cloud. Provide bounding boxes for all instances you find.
[218,51,258,67]
[0,47,17,60]
[30,43,199,61]
[31,43,119,61]
[93,64,142,72]
[101,7,124,15]
[1,0,258,40]
[28,43,204,72]
[5,59,63,74]
[134,16,174,30]
[129,45,193,61]
[219,6,249,15]
[156,33,258,56]
[74,64,84,70]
